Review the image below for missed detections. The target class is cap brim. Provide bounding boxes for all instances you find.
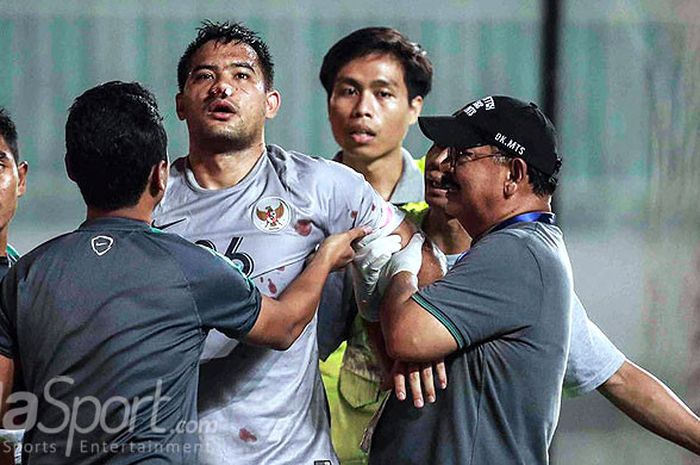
[418,116,485,148]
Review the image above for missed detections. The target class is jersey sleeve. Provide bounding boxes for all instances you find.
[167,238,262,340]
[411,232,543,348]
[317,161,404,240]
[0,270,18,358]
[563,294,625,397]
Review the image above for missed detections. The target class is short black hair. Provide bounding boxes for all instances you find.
[177,20,275,92]
[0,106,20,161]
[319,27,433,101]
[65,81,167,211]
[492,150,559,196]
[527,164,559,196]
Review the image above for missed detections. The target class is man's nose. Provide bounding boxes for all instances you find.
[352,92,374,118]
[440,155,454,173]
[209,82,233,98]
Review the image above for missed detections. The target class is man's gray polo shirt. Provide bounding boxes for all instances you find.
[369,221,573,465]
[0,217,261,464]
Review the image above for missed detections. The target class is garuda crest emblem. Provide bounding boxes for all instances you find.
[252,197,291,232]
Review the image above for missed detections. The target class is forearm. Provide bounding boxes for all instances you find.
[380,272,421,360]
[275,253,334,340]
[599,360,700,455]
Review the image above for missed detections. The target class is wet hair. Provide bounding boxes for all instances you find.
[0,107,20,161]
[65,81,167,211]
[177,20,275,92]
[319,27,433,101]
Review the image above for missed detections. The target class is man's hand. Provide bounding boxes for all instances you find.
[389,359,448,408]
[316,226,373,270]
[350,235,403,321]
[377,233,425,293]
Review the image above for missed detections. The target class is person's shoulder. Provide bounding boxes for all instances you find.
[472,227,544,269]
[500,222,564,256]
[142,227,202,253]
[167,156,188,181]
[11,231,78,270]
[266,144,366,186]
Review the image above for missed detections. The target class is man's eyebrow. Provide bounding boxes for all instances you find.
[334,76,399,88]
[228,61,256,72]
[190,61,257,75]
[369,78,399,88]
[334,76,360,87]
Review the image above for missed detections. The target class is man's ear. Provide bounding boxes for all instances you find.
[149,159,169,198]
[17,161,28,197]
[504,158,527,197]
[407,95,424,125]
[175,93,185,121]
[264,89,281,119]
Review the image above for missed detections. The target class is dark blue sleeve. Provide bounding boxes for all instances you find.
[0,270,18,358]
[165,236,262,340]
[412,232,543,349]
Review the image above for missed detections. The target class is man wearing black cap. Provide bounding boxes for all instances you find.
[369,95,571,464]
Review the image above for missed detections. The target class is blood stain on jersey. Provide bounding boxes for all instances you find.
[294,219,312,237]
[276,265,286,272]
[268,279,278,295]
[371,203,376,211]
[259,277,264,283]
[350,210,358,219]
[252,197,291,233]
[238,428,257,443]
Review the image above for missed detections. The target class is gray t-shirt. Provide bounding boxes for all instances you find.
[369,221,573,465]
[443,254,625,396]
[0,217,261,465]
[563,295,625,396]
[153,145,402,465]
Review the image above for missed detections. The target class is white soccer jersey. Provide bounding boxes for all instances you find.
[153,144,402,465]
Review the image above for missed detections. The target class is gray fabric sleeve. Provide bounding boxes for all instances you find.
[563,294,626,397]
[412,232,543,349]
[167,239,262,340]
[319,161,403,238]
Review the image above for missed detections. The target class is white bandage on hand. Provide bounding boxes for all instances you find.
[351,234,402,322]
[377,232,425,294]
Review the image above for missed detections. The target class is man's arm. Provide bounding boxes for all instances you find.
[380,271,458,362]
[366,238,446,374]
[246,226,369,350]
[598,360,700,455]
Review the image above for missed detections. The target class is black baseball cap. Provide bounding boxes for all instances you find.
[418,95,562,177]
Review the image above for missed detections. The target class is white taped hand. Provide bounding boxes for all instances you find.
[351,234,403,322]
[377,232,425,294]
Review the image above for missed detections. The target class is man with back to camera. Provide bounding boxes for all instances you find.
[151,20,417,464]
[0,81,367,465]
[367,95,573,464]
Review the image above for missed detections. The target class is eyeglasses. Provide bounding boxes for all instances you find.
[446,147,506,168]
